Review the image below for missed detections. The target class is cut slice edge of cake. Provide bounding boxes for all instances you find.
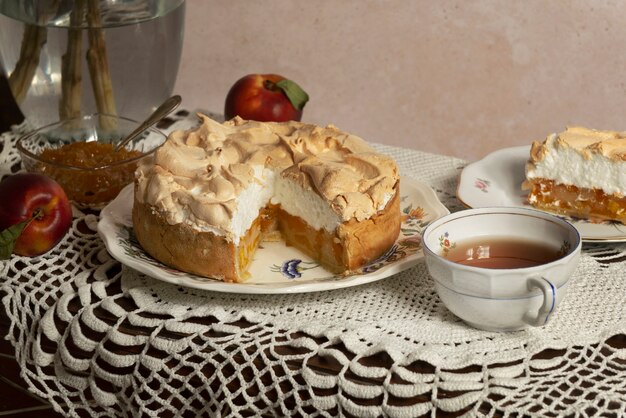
[524,126,626,223]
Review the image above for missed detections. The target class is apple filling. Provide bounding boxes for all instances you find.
[277,209,346,272]
[235,204,345,276]
[236,206,278,279]
[526,179,626,223]
[234,191,401,278]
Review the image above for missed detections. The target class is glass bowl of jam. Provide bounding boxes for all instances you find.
[17,113,167,209]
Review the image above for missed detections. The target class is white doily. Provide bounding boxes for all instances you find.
[2,117,626,417]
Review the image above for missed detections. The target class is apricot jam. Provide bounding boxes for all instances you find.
[40,141,141,168]
[38,141,143,208]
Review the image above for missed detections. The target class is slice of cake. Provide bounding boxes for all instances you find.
[132,114,400,282]
[524,126,626,223]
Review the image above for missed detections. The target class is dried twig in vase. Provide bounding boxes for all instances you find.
[86,0,117,129]
[59,0,86,121]
[8,24,47,105]
[8,1,61,106]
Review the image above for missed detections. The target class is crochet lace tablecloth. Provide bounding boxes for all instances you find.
[2,116,626,417]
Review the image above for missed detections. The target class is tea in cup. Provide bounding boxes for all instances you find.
[421,207,581,331]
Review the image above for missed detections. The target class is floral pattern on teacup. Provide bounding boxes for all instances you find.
[474,178,490,193]
[439,232,456,256]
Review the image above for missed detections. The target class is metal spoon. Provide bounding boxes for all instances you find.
[113,94,182,152]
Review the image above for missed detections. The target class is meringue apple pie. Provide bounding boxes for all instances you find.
[132,114,401,282]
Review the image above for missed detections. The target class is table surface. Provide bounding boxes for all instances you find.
[2,108,626,418]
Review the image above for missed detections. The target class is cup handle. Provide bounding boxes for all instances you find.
[523,277,556,327]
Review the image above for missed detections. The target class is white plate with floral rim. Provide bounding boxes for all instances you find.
[458,145,626,242]
[97,177,450,294]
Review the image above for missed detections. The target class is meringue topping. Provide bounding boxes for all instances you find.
[135,114,399,242]
[526,126,626,196]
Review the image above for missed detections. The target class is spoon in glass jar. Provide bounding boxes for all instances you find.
[113,95,182,152]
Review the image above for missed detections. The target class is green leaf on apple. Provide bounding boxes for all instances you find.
[276,79,309,111]
[0,219,28,260]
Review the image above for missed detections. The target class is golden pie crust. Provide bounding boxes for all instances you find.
[132,186,400,282]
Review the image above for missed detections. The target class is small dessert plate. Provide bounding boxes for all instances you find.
[98,177,450,294]
[457,145,626,242]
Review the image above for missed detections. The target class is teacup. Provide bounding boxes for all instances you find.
[421,207,581,331]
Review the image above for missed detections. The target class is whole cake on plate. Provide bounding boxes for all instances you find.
[133,114,400,282]
[524,126,626,223]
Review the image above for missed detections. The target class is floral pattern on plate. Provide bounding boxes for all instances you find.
[98,176,450,294]
[474,178,490,193]
[270,260,319,279]
[457,145,626,242]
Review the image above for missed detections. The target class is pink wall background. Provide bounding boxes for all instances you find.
[174,1,626,161]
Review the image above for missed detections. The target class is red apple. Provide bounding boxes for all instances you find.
[0,173,72,258]
[224,74,309,122]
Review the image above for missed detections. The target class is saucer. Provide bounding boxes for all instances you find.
[457,145,626,242]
